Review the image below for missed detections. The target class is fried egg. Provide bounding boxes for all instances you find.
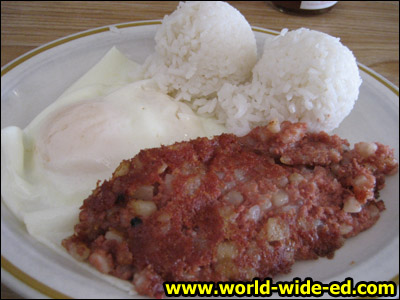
[1,47,226,287]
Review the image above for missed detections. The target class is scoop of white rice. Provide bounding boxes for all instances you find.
[144,1,257,101]
[216,28,362,135]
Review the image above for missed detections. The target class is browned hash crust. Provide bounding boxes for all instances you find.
[62,122,398,298]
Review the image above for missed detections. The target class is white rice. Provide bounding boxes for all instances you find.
[145,2,362,136]
[144,1,257,101]
[216,28,362,135]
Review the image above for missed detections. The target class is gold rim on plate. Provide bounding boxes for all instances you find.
[1,20,398,299]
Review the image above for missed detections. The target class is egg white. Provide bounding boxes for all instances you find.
[1,47,226,291]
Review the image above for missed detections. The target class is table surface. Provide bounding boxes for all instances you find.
[1,1,399,299]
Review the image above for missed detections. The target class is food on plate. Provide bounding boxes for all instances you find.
[216,28,362,135]
[143,1,361,136]
[0,47,224,266]
[62,122,398,298]
[1,0,398,298]
[1,47,144,225]
[144,1,257,102]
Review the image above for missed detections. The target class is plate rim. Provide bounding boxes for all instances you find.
[1,20,399,299]
[2,21,399,97]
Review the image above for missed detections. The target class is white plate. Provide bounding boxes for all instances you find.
[1,21,399,299]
